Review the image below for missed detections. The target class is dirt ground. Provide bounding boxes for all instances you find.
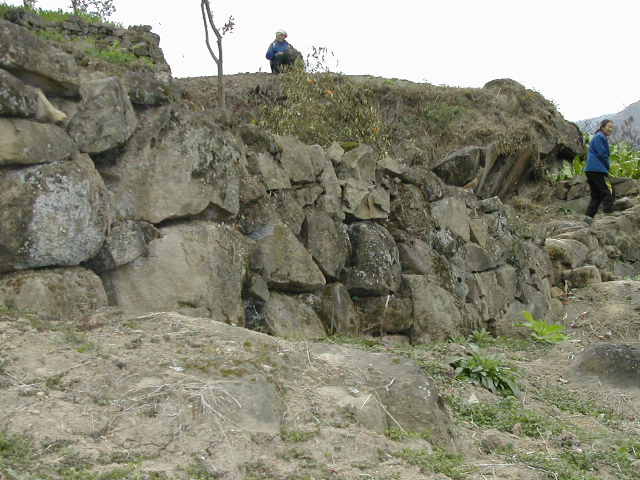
[1,273,640,480]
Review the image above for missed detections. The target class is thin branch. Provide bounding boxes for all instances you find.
[200,0,219,64]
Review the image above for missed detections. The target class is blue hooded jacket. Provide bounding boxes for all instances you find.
[585,131,610,173]
[266,40,291,60]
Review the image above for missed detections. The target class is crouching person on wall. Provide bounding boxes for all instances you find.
[266,29,300,73]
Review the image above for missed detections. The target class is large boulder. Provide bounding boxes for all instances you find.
[122,71,173,106]
[590,213,640,263]
[98,107,243,223]
[67,77,138,154]
[335,144,377,184]
[432,146,484,187]
[0,118,75,166]
[469,217,490,247]
[318,283,359,335]
[561,265,602,289]
[342,222,401,296]
[545,238,589,269]
[398,238,440,275]
[342,179,390,220]
[390,183,436,235]
[400,167,445,202]
[312,343,455,447]
[0,311,456,475]
[264,292,326,340]
[0,153,110,273]
[101,222,250,325]
[468,267,517,321]
[0,68,40,118]
[86,220,160,273]
[431,196,470,242]
[575,343,640,388]
[355,295,413,334]
[274,135,323,184]
[465,243,498,273]
[301,210,350,280]
[249,151,291,190]
[240,189,306,236]
[476,143,539,199]
[0,19,80,96]
[0,267,107,321]
[316,155,344,219]
[251,223,326,292]
[0,68,68,123]
[402,274,462,342]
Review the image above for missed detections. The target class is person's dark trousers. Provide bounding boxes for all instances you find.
[585,171,614,217]
[270,52,295,73]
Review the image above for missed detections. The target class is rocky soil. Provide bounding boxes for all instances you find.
[1,276,640,480]
[2,194,640,479]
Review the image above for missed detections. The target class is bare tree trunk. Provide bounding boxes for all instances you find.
[200,0,225,109]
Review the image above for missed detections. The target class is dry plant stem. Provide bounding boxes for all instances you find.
[305,342,312,368]
[375,394,406,434]
[200,0,225,108]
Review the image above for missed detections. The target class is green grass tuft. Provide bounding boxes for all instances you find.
[393,447,471,480]
[450,397,565,437]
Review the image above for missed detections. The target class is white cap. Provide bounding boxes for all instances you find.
[276,29,287,36]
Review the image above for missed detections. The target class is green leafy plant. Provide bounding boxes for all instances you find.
[518,311,568,344]
[450,345,521,397]
[610,142,640,179]
[468,328,496,347]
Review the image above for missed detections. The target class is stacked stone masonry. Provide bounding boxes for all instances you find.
[4,13,639,344]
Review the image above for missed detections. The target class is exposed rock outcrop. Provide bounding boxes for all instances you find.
[0,153,110,273]
[0,10,598,348]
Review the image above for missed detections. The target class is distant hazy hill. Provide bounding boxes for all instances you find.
[576,100,640,146]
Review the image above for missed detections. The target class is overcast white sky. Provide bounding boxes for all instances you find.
[7,0,639,121]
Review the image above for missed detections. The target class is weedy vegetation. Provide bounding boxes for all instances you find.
[392,447,471,480]
[550,137,640,182]
[518,311,569,344]
[256,47,391,154]
[0,3,151,67]
[0,3,104,24]
[450,345,521,397]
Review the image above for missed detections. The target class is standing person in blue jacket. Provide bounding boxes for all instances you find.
[585,119,615,218]
[266,29,297,73]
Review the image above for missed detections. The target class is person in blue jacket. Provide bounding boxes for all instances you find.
[266,29,297,73]
[585,119,615,218]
